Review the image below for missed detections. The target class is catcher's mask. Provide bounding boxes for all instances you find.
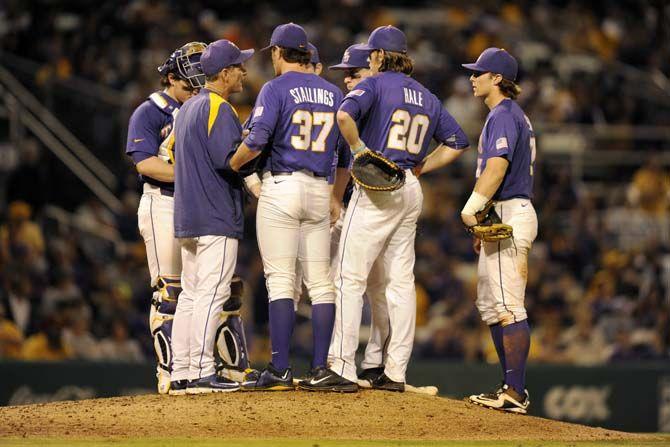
[158,41,208,89]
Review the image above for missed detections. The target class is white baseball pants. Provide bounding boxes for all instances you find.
[330,172,422,383]
[137,187,181,287]
[476,198,538,326]
[171,235,238,381]
[326,211,389,369]
[257,171,334,305]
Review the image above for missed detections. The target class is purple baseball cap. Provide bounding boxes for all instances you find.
[308,43,320,64]
[200,39,254,76]
[261,23,309,52]
[359,25,407,53]
[329,44,371,70]
[462,47,518,81]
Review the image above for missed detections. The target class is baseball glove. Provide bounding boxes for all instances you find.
[351,149,405,192]
[466,200,513,242]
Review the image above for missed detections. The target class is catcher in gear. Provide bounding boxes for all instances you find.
[460,48,538,414]
[126,41,206,394]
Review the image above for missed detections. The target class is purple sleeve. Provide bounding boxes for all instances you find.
[130,151,153,164]
[242,109,252,130]
[243,83,280,151]
[338,78,376,121]
[327,136,350,184]
[126,103,161,161]
[336,136,351,168]
[484,113,518,159]
[435,107,469,149]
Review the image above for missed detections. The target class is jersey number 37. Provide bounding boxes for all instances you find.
[291,110,334,152]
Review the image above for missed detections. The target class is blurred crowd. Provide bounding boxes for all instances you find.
[2,1,670,134]
[0,0,669,365]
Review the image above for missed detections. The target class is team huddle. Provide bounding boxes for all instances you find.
[126,22,537,414]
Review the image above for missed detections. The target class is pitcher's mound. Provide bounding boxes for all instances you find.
[0,391,650,441]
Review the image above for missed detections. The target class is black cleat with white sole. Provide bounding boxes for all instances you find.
[298,367,358,393]
[357,366,385,388]
[371,372,405,392]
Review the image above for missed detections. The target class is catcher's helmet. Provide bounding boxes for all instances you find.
[158,41,208,88]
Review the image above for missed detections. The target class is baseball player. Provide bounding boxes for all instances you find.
[301,26,468,392]
[170,39,254,394]
[305,26,469,392]
[230,23,343,390]
[292,41,325,313]
[126,42,206,394]
[236,41,321,202]
[459,48,537,414]
[326,44,390,386]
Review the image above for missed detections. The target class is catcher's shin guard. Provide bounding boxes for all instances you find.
[150,276,181,394]
[215,276,252,382]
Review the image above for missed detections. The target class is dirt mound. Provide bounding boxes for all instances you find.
[0,391,652,441]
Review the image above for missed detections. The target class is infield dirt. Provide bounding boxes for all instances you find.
[0,391,657,442]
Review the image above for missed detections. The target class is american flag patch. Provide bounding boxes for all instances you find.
[496,137,508,150]
[253,107,264,118]
[347,89,365,98]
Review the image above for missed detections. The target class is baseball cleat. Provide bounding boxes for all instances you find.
[218,367,260,383]
[186,374,240,394]
[241,364,294,391]
[168,379,189,396]
[293,366,321,384]
[468,384,530,414]
[371,372,405,392]
[357,366,385,388]
[298,367,358,393]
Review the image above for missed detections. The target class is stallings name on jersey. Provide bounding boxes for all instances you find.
[403,87,423,107]
[289,87,335,107]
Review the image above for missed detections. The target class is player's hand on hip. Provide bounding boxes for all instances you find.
[330,197,342,226]
[242,129,250,138]
[473,237,481,254]
[461,213,477,227]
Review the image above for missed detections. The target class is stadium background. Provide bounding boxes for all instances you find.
[0,0,669,433]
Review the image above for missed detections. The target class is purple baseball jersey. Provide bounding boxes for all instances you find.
[173,89,244,238]
[243,71,344,177]
[339,71,469,169]
[126,91,180,192]
[476,99,535,200]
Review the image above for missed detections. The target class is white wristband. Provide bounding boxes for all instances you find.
[243,173,261,189]
[350,140,366,155]
[461,191,489,216]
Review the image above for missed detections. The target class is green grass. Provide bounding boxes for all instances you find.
[0,439,669,447]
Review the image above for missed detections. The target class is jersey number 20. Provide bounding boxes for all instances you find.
[387,109,429,154]
[291,110,334,152]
